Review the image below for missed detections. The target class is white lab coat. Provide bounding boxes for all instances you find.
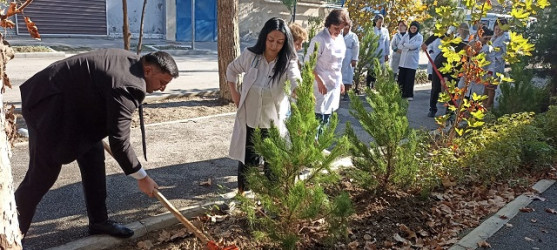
[390,32,405,74]
[489,32,509,74]
[226,48,301,163]
[398,32,423,70]
[426,38,441,75]
[374,26,390,65]
[341,31,359,84]
[305,28,345,114]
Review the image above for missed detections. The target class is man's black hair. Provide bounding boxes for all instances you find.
[141,51,179,78]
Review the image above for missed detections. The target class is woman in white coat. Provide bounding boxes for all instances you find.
[226,17,301,194]
[341,21,359,100]
[305,9,350,136]
[367,14,391,88]
[485,20,510,109]
[397,21,423,100]
[390,20,408,79]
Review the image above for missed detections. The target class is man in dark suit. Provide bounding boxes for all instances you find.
[15,48,179,239]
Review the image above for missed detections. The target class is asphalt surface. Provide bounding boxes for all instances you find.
[487,183,557,249]
[5,36,555,249]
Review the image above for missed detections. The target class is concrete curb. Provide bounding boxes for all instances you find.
[46,199,227,250]
[14,51,66,59]
[450,179,556,250]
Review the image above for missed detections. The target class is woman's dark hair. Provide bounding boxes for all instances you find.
[325,9,350,28]
[372,14,384,27]
[397,20,407,28]
[141,51,179,78]
[248,17,294,82]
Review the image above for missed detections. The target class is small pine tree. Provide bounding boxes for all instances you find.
[353,24,381,92]
[239,45,353,249]
[345,59,420,191]
[495,59,550,116]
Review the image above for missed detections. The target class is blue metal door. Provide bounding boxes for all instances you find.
[176,0,217,42]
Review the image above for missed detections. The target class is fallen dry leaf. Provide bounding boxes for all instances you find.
[505,223,513,228]
[364,240,377,250]
[524,237,534,242]
[442,176,457,188]
[477,240,491,248]
[399,224,417,240]
[393,233,407,243]
[541,229,548,233]
[137,240,154,250]
[383,240,394,247]
[520,207,535,213]
[527,195,546,201]
[157,230,171,242]
[199,178,212,186]
[531,219,538,223]
[545,208,557,214]
[499,215,508,219]
[348,240,359,249]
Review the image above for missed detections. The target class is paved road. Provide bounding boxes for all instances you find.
[487,184,557,249]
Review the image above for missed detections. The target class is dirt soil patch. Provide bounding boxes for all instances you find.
[116,169,557,250]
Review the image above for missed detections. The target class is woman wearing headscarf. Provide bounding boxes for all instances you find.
[227,17,301,194]
[397,21,423,100]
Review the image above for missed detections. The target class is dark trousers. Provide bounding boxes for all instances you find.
[315,113,331,139]
[366,70,376,88]
[15,137,108,236]
[398,67,416,98]
[237,126,270,191]
[430,73,442,112]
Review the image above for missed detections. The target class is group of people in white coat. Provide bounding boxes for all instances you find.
[226,10,351,194]
[373,15,423,100]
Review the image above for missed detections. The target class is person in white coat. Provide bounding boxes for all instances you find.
[485,19,510,109]
[390,20,408,80]
[397,21,423,100]
[305,9,349,136]
[367,14,390,88]
[341,21,359,100]
[226,17,301,194]
[426,37,441,81]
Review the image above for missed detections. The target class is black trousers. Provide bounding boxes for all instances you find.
[237,126,270,191]
[398,67,416,98]
[430,72,442,112]
[15,136,108,236]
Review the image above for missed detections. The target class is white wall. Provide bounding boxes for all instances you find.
[107,0,166,39]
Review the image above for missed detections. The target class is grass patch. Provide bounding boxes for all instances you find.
[13,46,52,53]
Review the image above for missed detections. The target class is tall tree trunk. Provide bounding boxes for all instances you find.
[0,35,22,250]
[122,0,131,50]
[217,0,240,102]
[136,0,148,55]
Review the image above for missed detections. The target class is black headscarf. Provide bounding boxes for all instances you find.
[409,21,420,39]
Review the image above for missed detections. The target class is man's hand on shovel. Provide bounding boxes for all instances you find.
[138,176,159,197]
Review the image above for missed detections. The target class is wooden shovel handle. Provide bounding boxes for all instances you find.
[153,189,212,245]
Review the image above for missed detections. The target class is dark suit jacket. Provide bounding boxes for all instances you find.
[20,48,145,175]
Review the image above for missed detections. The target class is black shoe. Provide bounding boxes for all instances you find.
[428,110,437,117]
[343,94,349,101]
[89,220,134,238]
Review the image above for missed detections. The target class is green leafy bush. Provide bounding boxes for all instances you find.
[534,105,557,148]
[455,112,554,183]
[345,60,420,191]
[495,59,550,116]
